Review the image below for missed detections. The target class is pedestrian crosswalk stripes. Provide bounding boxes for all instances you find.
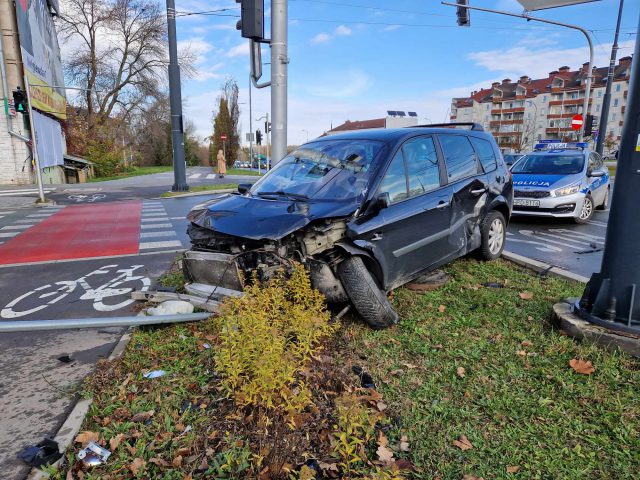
[139,201,185,253]
[140,230,177,238]
[140,223,172,229]
[140,240,183,250]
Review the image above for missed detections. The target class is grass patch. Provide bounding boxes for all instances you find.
[52,258,639,479]
[160,184,238,198]
[340,258,640,479]
[224,168,262,176]
[88,166,173,182]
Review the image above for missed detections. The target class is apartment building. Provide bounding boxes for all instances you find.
[450,57,632,154]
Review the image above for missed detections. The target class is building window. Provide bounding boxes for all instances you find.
[542,95,547,102]
[596,104,601,112]
[614,99,619,107]
[598,90,603,98]
[616,84,621,92]
[612,114,617,121]
[486,104,490,110]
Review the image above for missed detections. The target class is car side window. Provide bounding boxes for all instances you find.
[469,137,497,173]
[588,153,598,172]
[403,137,440,197]
[378,150,408,204]
[438,135,479,183]
[592,152,603,169]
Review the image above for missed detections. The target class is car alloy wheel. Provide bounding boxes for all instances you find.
[579,196,594,221]
[488,217,505,255]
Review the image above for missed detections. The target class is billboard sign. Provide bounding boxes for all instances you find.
[14,0,66,119]
[517,0,601,10]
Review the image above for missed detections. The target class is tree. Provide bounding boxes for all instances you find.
[210,79,241,167]
[603,131,618,155]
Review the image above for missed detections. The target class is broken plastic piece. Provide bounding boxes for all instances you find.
[19,438,62,468]
[202,343,211,349]
[143,370,166,379]
[77,441,111,467]
[57,355,73,363]
[352,365,376,389]
[483,282,504,288]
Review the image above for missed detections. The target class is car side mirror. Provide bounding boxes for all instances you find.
[376,192,390,210]
[238,183,252,194]
[589,170,605,178]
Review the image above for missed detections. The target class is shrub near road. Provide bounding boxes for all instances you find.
[52,260,639,479]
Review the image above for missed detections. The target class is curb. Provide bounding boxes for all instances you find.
[158,188,236,199]
[27,329,134,480]
[502,250,589,284]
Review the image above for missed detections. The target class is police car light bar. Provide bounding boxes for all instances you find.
[534,141,588,151]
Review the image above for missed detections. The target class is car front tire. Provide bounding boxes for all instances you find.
[479,210,506,260]
[596,187,609,211]
[575,194,594,224]
[338,256,398,329]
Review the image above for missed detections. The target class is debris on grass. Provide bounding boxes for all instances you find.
[18,438,62,468]
[142,370,166,379]
[77,441,111,467]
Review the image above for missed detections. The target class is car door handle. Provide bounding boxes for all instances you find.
[371,232,383,241]
[471,188,487,196]
[435,201,449,209]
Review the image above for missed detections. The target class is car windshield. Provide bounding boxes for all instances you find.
[250,139,385,201]
[511,154,584,175]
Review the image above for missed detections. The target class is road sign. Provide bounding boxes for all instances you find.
[571,114,584,131]
[246,132,254,142]
[221,134,227,140]
[516,0,601,11]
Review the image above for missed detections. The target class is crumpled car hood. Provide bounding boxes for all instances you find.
[188,193,358,240]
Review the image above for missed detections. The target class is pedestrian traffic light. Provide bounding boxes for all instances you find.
[12,87,28,114]
[584,114,595,136]
[456,0,470,27]
[256,129,262,145]
[265,121,271,133]
[235,0,264,40]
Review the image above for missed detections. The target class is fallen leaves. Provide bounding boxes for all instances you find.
[109,433,125,451]
[456,367,466,378]
[74,431,99,446]
[453,434,474,451]
[376,444,395,464]
[438,304,446,313]
[399,434,410,452]
[129,458,146,476]
[130,410,155,423]
[569,358,595,375]
[507,465,521,473]
[519,291,534,300]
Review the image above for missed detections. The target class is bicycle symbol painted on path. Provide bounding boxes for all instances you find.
[1,264,150,318]
[68,193,107,203]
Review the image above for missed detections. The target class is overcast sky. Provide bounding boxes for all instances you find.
[173,0,638,146]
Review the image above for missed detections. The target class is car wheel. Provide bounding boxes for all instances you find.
[575,194,594,224]
[596,187,610,210]
[337,256,398,329]
[479,210,506,260]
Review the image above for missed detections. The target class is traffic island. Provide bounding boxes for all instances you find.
[552,298,640,357]
[36,258,640,479]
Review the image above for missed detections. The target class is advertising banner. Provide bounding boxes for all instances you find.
[32,110,64,169]
[14,0,66,119]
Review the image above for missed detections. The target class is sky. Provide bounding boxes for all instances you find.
[172,0,638,147]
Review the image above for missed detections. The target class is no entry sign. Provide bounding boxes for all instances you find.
[571,114,584,131]
[221,134,227,140]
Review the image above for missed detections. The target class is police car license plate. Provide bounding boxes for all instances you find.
[514,199,540,207]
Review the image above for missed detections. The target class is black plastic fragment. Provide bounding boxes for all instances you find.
[57,355,73,363]
[482,282,504,288]
[19,438,62,468]
[352,365,376,389]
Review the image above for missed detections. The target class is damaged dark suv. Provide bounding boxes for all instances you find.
[187,124,513,328]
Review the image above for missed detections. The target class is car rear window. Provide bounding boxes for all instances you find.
[470,137,497,173]
[438,135,479,183]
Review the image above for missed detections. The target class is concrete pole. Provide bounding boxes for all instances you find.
[24,74,45,203]
[166,0,188,191]
[578,12,640,333]
[270,0,287,165]
[595,0,624,155]
[266,111,270,169]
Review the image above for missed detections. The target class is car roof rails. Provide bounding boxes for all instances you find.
[413,122,485,131]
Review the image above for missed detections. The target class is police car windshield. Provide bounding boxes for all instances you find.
[511,154,584,175]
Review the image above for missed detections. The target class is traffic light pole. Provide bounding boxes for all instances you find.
[248,74,253,168]
[595,0,624,156]
[166,0,189,192]
[576,13,640,334]
[270,0,287,166]
[442,2,594,141]
[23,74,45,203]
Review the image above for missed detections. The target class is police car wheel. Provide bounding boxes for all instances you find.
[575,195,594,224]
[479,210,506,260]
[596,187,609,210]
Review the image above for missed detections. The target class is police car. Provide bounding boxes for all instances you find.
[510,141,610,223]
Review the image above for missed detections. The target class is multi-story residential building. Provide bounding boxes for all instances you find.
[450,57,632,154]
[325,111,419,135]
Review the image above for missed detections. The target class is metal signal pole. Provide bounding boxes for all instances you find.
[577,13,640,334]
[166,0,188,191]
[595,0,624,155]
[270,0,288,166]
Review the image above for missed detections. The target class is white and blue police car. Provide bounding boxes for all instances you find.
[510,141,610,223]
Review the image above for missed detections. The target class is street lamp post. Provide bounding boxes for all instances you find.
[301,129,309,142]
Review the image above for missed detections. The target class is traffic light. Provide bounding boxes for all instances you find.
[12,87,28,114]
[235,0,264,40]
[456,0,470,27]
[256,129,262,145]
[265,121,271,133]
[584,114,595,136]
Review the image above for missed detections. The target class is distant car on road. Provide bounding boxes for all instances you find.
[187,124,513,328]
[511,141,610,224]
